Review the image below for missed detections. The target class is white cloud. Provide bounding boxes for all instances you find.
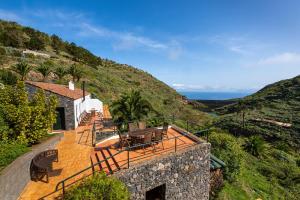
[115,33,167,50]
[210,35,263,55]
[257,52,300,65]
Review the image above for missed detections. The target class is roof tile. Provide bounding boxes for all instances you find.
[26,81,89,100]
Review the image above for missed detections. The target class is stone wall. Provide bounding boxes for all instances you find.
[115,143,211,200]
[26,84,75,130]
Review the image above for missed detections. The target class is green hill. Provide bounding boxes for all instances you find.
[0,20,208,125]
[216,75,300,149]
[211,76,300,200]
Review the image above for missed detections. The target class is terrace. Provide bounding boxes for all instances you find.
[20,107,207,199]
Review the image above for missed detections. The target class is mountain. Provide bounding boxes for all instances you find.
[216,75,300,149]
[0,20,208,125]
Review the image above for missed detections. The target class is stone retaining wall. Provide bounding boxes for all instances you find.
[0,134,63,200]
[115,143,210,200]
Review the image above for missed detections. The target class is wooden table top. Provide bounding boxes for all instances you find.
[129,127,158,138]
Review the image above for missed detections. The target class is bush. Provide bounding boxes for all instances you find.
[0,82,58,144]
[209,131,243,182]
[0,141,29,171]
[0,69,18,85]
[64,172,130,200]
[243,135,265,157]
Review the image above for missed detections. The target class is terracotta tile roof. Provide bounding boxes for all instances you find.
[26,81,89,100]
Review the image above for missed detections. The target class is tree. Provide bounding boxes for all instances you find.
[24,27,46,50]
[0,26,25,48]
[64,172,130,200]
[236,100,248,128]
[36,61,53,81]
[243,135,265,157]
[54,66,67,81]
[209,131,243,182]
[110,90,152,128]
[68,64,84,82]
[51,34,65,53]
[11,62,32,81]
[0,81,58,144]
[27,89,57,143]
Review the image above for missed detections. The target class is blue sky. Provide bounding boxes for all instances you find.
[1,0,300,92]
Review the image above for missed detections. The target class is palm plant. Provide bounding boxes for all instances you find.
[110,90,152,129]
[36,63,52,81]
[54,66,66,81]
[68,64,84,82]
[11,62,32,81]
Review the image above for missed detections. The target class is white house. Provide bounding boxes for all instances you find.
[26,81,103,130]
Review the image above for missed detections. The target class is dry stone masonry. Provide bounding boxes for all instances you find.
[116,143,210,200]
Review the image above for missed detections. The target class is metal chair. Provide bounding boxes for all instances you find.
[153,130,164,150]
[162,122,169,138]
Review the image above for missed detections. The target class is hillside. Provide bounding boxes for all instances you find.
[216,75,300,149]
[209,76,300,199]
[0,20,208,125]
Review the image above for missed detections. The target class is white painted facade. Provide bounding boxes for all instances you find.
[73,94,103,128]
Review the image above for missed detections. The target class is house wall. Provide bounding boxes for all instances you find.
[115,143,211,200]
[73,95,91,128]
[26,84,75,130]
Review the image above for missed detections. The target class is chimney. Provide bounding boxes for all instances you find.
[82,81,86,101]
[68,81,75,90]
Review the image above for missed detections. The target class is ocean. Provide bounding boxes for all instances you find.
[179,91,251,100]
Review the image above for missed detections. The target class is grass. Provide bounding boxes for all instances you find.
[0,141,30,173]
[0,133,57,173]
[215,136,299,200]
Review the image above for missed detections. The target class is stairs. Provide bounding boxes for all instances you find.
[90,148,122,175]
[79,112,92,126]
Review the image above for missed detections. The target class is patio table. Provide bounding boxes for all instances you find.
[129,127,158,138]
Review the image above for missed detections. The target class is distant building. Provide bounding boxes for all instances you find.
[26,81,103,130]
[22,49,51,58]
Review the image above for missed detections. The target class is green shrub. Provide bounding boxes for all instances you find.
[0,141,29,172]
[209,131,243,182]
[0,82,58,144]
[0,69,18,85]
[64,172,130,200]
[296,159,300,167]
[243,135,265,157]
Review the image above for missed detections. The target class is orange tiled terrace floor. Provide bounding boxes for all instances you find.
[19,120,98,199]
[91,127,198,175]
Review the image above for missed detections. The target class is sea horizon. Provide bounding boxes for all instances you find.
[178,91,252,100]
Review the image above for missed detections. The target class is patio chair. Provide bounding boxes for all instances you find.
[162,122,169,138]
[141,132,155,154]
[153,130,164,150]
[117,130,131,149]
[129,122,138,132]
[138,121,146,130]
